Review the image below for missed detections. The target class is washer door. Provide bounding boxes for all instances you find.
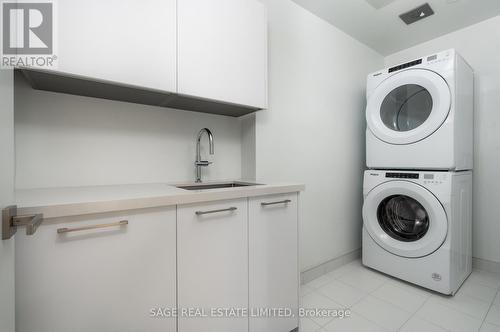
[366,69,451,145]
[363,181,448,258]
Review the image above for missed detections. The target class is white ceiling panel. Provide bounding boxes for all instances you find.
[291,0,500,55]
[365,0,398,10]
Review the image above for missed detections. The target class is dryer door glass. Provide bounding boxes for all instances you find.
[377,195,430,242]
[380,84,433,132]
[366,69,451,145]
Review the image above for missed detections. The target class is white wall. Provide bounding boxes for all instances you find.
[256,0,384,271]
[385,15,500,264]
[14,72,243,189]
[0,69,15,332]
[241,114,257,180]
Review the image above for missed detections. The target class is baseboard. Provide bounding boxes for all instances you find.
[300,249,361,285]
[300,254,499,286]
[473,257,500,275]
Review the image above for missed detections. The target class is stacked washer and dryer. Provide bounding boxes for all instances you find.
[362,49,474,295]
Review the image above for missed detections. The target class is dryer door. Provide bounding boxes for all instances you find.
[366,69,451,145]
[363,181,448,258]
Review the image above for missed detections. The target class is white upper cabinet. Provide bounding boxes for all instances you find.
[39,0,267,114]
[56,0,177,92]
[178,0,268,108]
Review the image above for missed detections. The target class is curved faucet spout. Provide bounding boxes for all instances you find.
[195,128,214,183]
[197,128,214,155]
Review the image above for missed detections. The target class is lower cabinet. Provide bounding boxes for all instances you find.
[249,193,299,332]
[15,207,177,332]
[15,193,299,332]
[177,198,249,332]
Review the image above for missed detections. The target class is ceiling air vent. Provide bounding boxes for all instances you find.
[399,3,434,25]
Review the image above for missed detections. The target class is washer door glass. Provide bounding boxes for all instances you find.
[380,85,433,132]
[362,180,448,258]
[377,195,430,242]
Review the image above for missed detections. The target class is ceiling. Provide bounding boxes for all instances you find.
[291,0,500,55]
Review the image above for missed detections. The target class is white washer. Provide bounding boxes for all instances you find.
[366,49,474,170]
[362,170,472,295]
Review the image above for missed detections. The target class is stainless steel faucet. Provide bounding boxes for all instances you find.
[195,128,214,183]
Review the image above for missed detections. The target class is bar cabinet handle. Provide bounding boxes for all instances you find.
[57,220,128,234]
[261,199,292,206]
[195,207,237,216]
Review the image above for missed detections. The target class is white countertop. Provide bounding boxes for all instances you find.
[15,181,305,219]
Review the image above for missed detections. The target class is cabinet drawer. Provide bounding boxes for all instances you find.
[15,207,177,332]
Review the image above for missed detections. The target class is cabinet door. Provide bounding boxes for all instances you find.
[178,0,267,108]
[16,207,177,332]
[56,0,176,91]
[177,198,248,332]
[249,193,299,332]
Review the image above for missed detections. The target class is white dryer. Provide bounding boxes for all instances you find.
[362,170,472,295]
[366,49,473,170]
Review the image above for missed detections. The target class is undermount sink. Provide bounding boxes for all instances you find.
[176,181,261,191]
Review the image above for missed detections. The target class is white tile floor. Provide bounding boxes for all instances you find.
[300,260,500,332]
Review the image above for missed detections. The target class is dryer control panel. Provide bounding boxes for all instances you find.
[385,172,419,179]
[423,172,448,185]
[388,59,422,73]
